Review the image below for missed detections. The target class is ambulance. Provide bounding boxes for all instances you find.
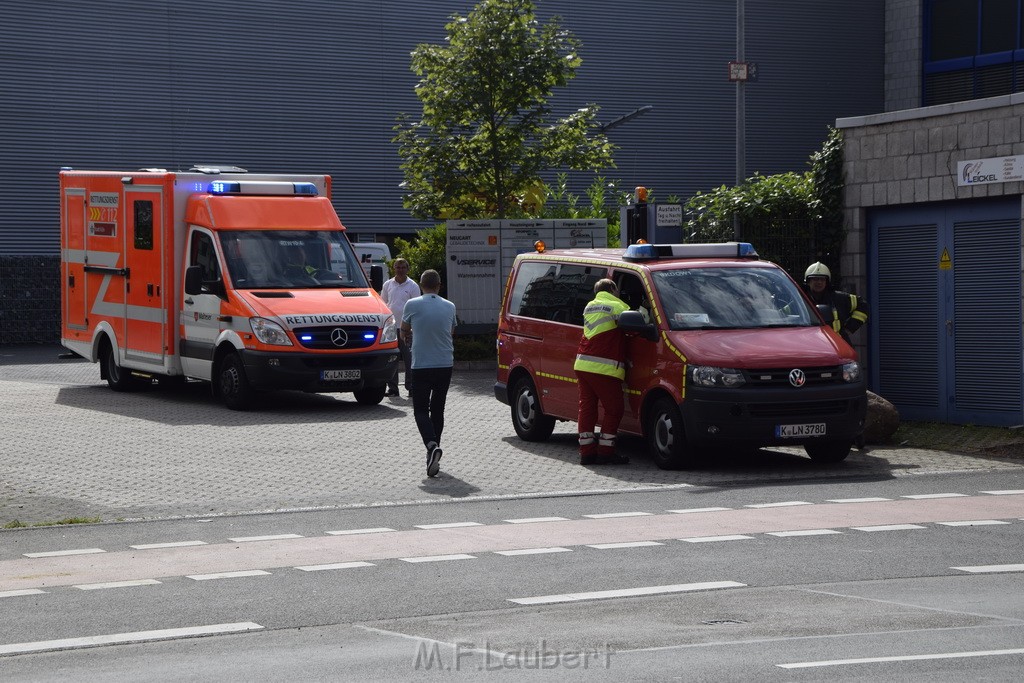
[60,167,398,410]
[495,242,866,468]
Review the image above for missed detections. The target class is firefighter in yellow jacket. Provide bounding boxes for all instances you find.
[574,279,630,466]
[804,262,868,343]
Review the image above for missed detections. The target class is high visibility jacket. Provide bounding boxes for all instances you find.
[574,291,629,380]
[809,287,869,342]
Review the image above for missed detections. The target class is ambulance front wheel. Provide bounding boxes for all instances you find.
[354,384,386,405]
[511,375,555,442]
[647,397,692,470]
[103,341,139,392]
[218,353,254,411]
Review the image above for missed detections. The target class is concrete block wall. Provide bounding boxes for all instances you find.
[884,0,921,113]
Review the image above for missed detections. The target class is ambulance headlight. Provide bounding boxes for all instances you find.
[689,365,745,388]
[381,315,398,343]
[842,361,862,383]
[249,317,293,346]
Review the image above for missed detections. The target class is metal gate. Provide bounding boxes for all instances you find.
[870,197,1023,426]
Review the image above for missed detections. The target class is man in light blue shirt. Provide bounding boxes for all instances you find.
[401,269,457,477]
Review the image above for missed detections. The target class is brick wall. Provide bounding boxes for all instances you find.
[0,256,60,345]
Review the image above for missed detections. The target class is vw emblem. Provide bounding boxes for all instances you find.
[788,369,806,387]
[330,328,349,347]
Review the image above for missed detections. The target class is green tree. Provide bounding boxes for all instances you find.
[393,0,616,221]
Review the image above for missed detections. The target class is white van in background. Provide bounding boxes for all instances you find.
[353,242,392,281]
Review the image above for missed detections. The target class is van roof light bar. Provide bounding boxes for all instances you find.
[206,180,319,196]
[623,242,758,261]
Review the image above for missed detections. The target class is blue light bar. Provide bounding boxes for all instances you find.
[300,334,313,342]
[209,181,241,194]
[623,242,758,261]
[292,182,318,195]
[362,332,376,340]
[205,181,319,196]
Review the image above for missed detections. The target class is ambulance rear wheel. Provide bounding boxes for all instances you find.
[218,353,254,411]
[511,376,555,442]
[354,385,386,405]
[647,397,692,469]
[103,342,139,392]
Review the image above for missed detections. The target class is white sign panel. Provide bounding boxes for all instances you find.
[552,219,608,249]
[957,155,1024,186]
[656,204,683,227]
[446,221,502,327]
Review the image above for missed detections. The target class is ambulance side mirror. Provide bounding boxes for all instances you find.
[619,310,658,342]
[184,266,203,296]
[370,264,384,292]
[816,303,834,322]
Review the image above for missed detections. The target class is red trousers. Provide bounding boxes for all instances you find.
[576,370,624,437]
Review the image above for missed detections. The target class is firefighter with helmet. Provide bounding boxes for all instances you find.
[804,262,868,343]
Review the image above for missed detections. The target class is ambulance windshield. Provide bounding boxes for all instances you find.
[652,266,815,330]
[218,230,369,289]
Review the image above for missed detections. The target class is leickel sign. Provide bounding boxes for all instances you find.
[957,155,1024,186]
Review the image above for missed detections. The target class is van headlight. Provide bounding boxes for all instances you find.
[249,317,293,346]
[381,315,398,343]
[842,361,862,382]
[689,365,745,388]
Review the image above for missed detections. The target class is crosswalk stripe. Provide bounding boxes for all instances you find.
[509,581,746,605]
[0,622,264,656]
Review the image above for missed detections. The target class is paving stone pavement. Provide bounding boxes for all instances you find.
[1,345,1022,526]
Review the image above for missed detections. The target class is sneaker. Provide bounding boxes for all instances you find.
[427,446,442,477]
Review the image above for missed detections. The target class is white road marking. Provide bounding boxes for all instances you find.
[587,541,665,549]
[130,541,207,549]
[582,512,653,518]
[23,548,105,558]
[326,527,396,535]
[902,493,967,499]
[778,647,1024,669]
[74,579,161,591]
[0,589,46,599]
[0,622,264,656]
[980,490,1024,495]
[936,520,1010,527]
[399,554,476,563]
[503,517,569,524]
[414,522,483,529]
[827,497,891,503]
[666,507,732,514]
[509,581,746,605]
[228,534,303,542]
[494,547,573,556]
[852,524,927,532]
[745,501,812,508]
[767,529,842,537]
[680,535,755,543]
[952,563,1024,573]
[187,570,271,581]
[295,561,375,572]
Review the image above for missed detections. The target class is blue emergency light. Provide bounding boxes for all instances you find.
[623,242,758,261]
[206,181,319,196]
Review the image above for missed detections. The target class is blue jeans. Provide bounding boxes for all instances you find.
[409,366,453,451]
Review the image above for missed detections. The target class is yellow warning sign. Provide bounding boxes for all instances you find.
[939,247,952,270]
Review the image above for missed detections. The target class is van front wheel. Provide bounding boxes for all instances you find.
[647,397,691,469]
[804,440,851,463]
[511,376,555,442]
[219,353,254,411]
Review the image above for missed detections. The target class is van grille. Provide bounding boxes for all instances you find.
[292,325,378,350]
[747,400,852,418]
[742,365,848,386]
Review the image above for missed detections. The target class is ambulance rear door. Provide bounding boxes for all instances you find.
[123,183,167,365]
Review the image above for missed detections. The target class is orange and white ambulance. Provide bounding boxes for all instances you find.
[60,167,398,409]
[495,242,867,468]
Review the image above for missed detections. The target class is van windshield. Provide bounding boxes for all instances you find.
[652,266,816,330]
[217,230,369,289]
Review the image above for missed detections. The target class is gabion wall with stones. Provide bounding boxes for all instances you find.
[0,256,60,345]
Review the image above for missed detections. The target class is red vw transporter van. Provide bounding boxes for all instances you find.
[495,242,866,469]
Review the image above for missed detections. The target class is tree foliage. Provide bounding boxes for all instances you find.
[393,0,616,220]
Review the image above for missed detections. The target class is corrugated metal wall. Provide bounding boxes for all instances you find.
[0,0,882,258]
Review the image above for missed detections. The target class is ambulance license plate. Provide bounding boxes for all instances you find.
[776,423,826,438]
[321,369,360,381]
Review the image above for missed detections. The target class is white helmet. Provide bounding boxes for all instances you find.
[804,262,831,282]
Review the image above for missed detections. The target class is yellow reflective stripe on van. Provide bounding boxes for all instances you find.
[537,371,577,384]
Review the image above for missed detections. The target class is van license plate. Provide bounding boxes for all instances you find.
[776,423,826,438]
[321,369,360,381]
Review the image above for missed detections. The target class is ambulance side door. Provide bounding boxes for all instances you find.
[123,186,166,364]
[614,268,657,432]
[179,228,225,380]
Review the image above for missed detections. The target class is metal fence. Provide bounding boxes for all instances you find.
[0,256,60,345]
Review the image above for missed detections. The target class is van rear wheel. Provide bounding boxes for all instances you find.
[647,397,692,469]
[804,440,851,463]
[103,342,139,392]
[511,376,555,442]
[219,353,254,411]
